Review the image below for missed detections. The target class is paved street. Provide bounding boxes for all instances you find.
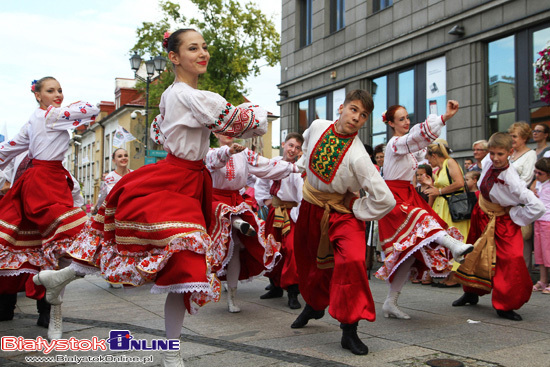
[1,268,549,367]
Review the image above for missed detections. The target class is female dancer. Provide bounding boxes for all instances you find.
[376,101,473,319]
[0,77,99,335]
[34,29,267,367]
[206,134,296,312]
[92,148,131,214]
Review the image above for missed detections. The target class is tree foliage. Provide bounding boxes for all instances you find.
[131,0,280,119]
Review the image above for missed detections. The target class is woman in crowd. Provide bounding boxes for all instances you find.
[376,101,473,320]
[33,28,267,367]
[533,124,550,160]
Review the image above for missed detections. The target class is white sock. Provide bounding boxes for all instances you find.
[226,233,241,289]
[389,256,415,294]
[164,293,185,340]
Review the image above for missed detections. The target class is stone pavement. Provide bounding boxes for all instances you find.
[1,271,549,367]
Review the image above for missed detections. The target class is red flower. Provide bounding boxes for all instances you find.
[9,141,15,146]
[73,122,79,126]
[80,108,87,113]
[64,111,70,117]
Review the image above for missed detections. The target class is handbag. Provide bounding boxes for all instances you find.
[443,166,477,222]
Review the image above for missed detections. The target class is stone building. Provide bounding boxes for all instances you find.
[278,0,550,157]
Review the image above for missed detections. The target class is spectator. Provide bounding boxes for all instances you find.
[470,140,488,171]
[464,158,474,172]
[374,144,385,176]
[533,124,550,160]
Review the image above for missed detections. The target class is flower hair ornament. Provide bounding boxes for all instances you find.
[31,80,38,93]
[382,110,387,124]
[162,31,172,50]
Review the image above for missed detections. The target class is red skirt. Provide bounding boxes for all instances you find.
[67,154,219,314]
[0,160,87,276]
[208,188,280,281]
[294,200,375,324]
[463,206,531,311]
[375,180,462,282]
[263,205,299,289]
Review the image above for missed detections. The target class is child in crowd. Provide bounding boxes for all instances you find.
[453,132,545,321]
[532,158,550,294]
[416,164,435,206]
[465,170,480,193]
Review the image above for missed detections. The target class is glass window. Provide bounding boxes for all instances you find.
[371,76,387,145]
[330,0,345,33]
[398,69,415,123]
[299,0,313,47]
[315,96,327,120]
[332,88,346,120]
[488,111,515,134]
[298,100,309,132]
[488,36,515,113]
[373,0,392,13]
[533,27,550,101]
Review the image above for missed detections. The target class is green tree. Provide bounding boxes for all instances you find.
[131,0,280,119]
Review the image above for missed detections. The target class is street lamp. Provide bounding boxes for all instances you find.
[129,52,167,158]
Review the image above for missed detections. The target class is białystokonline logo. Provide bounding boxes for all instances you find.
[1,330,179,354]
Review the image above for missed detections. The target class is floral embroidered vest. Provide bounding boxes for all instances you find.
[309,123,357,184]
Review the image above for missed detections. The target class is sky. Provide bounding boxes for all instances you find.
[0,0,282,144]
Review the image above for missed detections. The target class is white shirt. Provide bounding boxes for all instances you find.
[297,119,395,222]
[95,169,132,209]
[255,156,303,222]
[384,114,445,182]
[154,82,267,161]
[480,154,545,226]
[205,146,297,191]
[0,102,99,169]
[509,149,536,185]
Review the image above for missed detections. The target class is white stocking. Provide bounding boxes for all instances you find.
[164,293,185,340]
[226,232,241,289]
[389,256,415,294]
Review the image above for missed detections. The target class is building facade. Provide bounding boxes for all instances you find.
[278,0,550,157]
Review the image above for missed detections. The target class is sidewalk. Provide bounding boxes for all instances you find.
[1,271,549,367]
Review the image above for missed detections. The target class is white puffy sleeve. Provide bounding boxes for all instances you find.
[350,154,396,221]
[0,124,30,169]
[248,150,298,180]
[390,114,445,155]
[205,146,231,171]
[254,177,271,207]
[183,88,267,138]
[507,172,545,226]
[45,102,100,130]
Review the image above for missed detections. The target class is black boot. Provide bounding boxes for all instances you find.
[287,284,301,309]
[290,304,325,328]
[452,292,479,307]
[260,279,283,299]
[496,309,522,321]
[340,322,368,355]
[0,294,17,321]
[36,297,51,328]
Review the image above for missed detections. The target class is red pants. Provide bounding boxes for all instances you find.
[294,200,375,324]
[464,208,531,311]
[264,206,299,289]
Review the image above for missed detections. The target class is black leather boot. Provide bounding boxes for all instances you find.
[287,284,301,309]
[0,294,17,321]
[340,322,368,355]
[496,309,522,321]
[290,304,324,328]
[36,297,51,328]
[260,279,283,299]
[452,292,479,307]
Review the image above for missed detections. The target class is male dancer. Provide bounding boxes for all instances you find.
[255,132,304,309]
[291,89,395,355]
